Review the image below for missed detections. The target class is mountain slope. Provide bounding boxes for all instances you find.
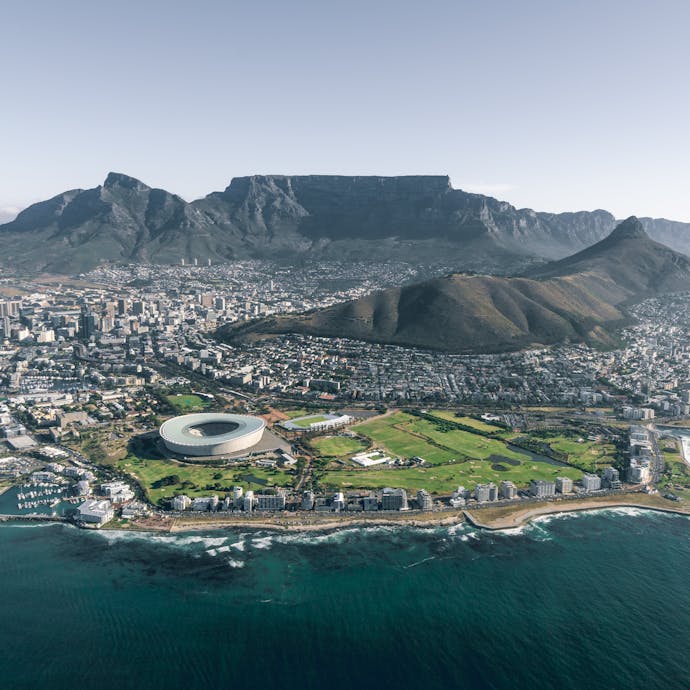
[0,173,240,272]
[2,173,689,273]
[219,218,690,353]
[527,216,690,299]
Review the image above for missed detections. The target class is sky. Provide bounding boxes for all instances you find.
[1,0,689,222]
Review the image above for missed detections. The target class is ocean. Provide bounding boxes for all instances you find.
[0,509,688,690]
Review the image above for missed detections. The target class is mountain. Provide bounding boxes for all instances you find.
[218,218,690,354]
[639,217,690,256]
[2,173,689,273]
[527,216,690,298]
[0,173,237,273]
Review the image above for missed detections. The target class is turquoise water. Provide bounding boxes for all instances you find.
[0,509,688,690]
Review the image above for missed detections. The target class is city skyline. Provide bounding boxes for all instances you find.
[2,0,690,222]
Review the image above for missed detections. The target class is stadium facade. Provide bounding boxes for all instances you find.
[159,413,265,457]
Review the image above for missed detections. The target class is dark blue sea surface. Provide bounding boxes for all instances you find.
[0,508,688,690]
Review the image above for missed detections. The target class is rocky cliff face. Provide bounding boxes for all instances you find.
[1,172,688,273]
[195,174,619,255]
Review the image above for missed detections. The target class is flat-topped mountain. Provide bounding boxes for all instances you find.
[2,172,689,273]
[219,218,690,354]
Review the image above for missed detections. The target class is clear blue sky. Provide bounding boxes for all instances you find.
[1,0,689,221]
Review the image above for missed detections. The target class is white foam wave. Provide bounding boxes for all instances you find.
[270,525,399,547]
[170,535,228,548]
[93,530,232,552]
[494,524,532,537]
[404,556,436,569]
[251,536,273,550]
[226,558,245,568]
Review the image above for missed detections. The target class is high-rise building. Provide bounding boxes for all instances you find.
[301,490,315,511]
[362,496,379,511]
[1,300,21,317]
[475,482,497,502]
[582,474,601,492]
[417,489,433,511]
[172,495,192,510]
[332,492,346,511]
[603,467,622,490]
[529,480,556,498]
[233,486,244,509]
[555,477,573,494]
[381,488,408,511]
[499,480,517,499]
[256,491,286,511]
[79,310,97,341]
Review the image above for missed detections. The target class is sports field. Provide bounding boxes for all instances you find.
[310,435,367,458]
[290,414,332,428]
[165,394,210,413]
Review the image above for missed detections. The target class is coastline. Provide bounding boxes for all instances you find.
[1,493,688,535]
[162,493,690,534]
[167,511,465,534]
[463,493,690,530]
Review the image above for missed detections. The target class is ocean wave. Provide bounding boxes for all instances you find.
[93,530,233,552]
[445,523,469,536]
[494,524,533,537]
[226,558,245,568]
[404,556,436,569]
[530,506,656,527]
[251,536,273,550]
[265,524,402,548]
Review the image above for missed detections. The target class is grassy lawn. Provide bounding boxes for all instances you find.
[328,412,584,493]
[310,435,367,458]
[165,394,211,413]
[354,413,453,463]
[116,454,294,504]
[282,408,318,420]
[290,414,332,428]
[354,412,528,465]
[428,410,504,433]
[538,434,617,472]
[321,461,581,495]
[660,440,690,488]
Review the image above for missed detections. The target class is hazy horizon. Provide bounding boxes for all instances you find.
[2,0,690,222]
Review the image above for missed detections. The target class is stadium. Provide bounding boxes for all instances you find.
[159,412,266,457]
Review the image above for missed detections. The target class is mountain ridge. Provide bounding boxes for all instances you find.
[2,173,690,273]
[218,218,690,354]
